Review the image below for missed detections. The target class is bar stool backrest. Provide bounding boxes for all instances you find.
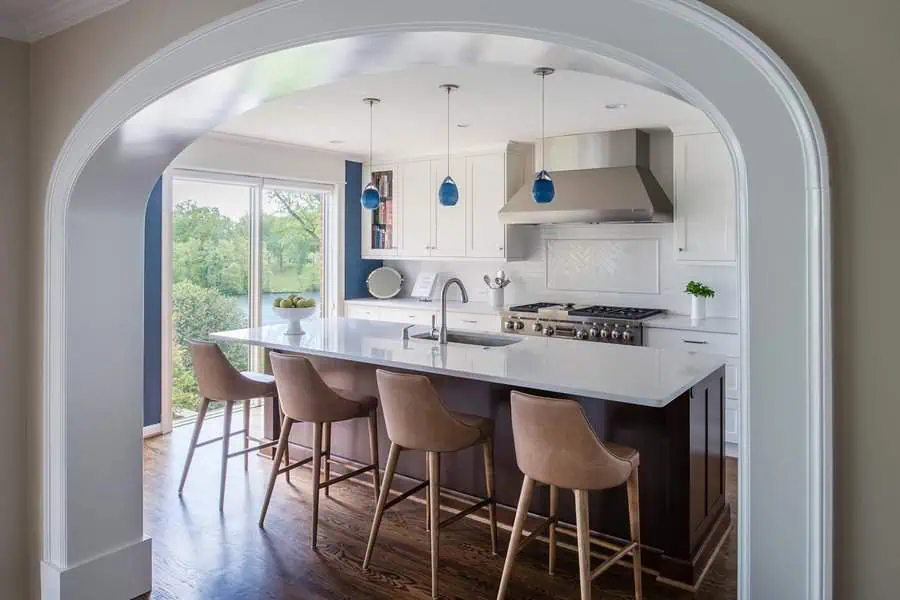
[510,391,633,490]
[190,341,257,402]
[270,353,364,423]
[375,369,481,452]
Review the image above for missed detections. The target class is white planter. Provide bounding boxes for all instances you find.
[690,296,707,321]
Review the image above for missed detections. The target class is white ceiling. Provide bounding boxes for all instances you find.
[0,0,128,41]
[215,64,712,160]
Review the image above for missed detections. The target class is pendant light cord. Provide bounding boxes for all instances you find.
[369,100,374,180]
[540,70,546,173]
[446,86,451,174]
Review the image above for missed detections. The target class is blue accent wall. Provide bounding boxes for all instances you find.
[344,161,381,298]
[143,179,163,427]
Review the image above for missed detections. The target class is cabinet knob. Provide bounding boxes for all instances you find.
[678,247,685,252]
[498,246,504,251]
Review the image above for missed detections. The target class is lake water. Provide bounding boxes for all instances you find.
[233,291,322,325]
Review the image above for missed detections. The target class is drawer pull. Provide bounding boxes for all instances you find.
[462,319,478,324]
[682,339,709,345]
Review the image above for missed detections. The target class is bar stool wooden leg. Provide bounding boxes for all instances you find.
[368,410,380,501]
[425,454,431,532]
[483,439,498,555]
[363,442,401,569]
[627,468,643,600]
[243,399,251,471]
[178,397,209,495]
[428,451,441,600]
[496,476,535,600]
[574,489,592,600]
[548,484,559,575]
[259,416,293,527]
[218,401,234,512]
[323,422,332,498]
[311,423,323,549]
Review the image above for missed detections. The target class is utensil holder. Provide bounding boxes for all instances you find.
[490,287,505,309]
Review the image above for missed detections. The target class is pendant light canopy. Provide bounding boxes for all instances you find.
[437,84,460,207]
[532,67,556,204]
[361,97,381,210]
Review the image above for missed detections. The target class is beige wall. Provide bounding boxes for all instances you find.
[12,0,900,598]
[0,36,29,600]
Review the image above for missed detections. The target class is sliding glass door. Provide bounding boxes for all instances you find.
[261,182,328,324]
[169,176,254,422]
[165,171,336,426]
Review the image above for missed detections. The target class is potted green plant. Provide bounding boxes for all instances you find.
[684,281,715,321]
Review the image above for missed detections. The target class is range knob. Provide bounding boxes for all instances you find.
[588,325,600,339]
[622,327,634,344]
[532,322,543,333]
[542,325,555,337]
[504,320,515,330]
[514,320,525,330]
[600,325,611,339]
[576,328,589,340]
[610,326,622,341]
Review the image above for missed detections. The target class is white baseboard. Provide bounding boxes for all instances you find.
[41,536,152,600]
[143,423,162,438]
[726,442,739,458]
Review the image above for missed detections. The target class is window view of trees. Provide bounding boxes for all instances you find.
[170,178,325,421]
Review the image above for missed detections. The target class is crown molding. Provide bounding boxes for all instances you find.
[3,0,133,42]
[0,18,28,41]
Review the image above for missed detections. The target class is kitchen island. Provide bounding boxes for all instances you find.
[212,318,729,590]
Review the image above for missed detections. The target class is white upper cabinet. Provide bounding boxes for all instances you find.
[431,157,468,257]
[673,132,737,263]
[466,153,508,258]
[370,144,529,260]
[397,159,434,257]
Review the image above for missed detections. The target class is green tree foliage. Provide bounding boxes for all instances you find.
[170,280,248,416]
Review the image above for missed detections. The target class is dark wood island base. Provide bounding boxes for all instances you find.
[262,355,730,591]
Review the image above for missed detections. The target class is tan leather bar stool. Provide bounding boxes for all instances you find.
[179,341,286,512]
[363,369,498,600]
[496,391,643,600]
[260,353,381,549]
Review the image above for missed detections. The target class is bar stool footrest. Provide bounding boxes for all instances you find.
[438,497,493,530]
[590,541,638,580]
[384,481,429,511]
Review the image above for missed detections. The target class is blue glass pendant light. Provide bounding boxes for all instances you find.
[361,97,381,210]
[532,67,556,204]
[437,84,460,207]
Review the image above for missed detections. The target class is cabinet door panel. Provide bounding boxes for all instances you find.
[467,153,507,258]
[398,160,433,257]
[431,157,468,257]
[674,133,736,263]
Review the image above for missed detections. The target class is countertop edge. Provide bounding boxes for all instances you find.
[211,326,726,408]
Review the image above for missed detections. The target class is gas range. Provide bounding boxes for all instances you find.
[499,302,664,345]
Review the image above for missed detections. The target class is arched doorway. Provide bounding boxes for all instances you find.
[40,1,830,599]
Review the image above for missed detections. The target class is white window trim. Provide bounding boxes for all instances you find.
[160,167,343,430]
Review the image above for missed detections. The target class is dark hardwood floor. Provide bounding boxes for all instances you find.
[142,412,737,599]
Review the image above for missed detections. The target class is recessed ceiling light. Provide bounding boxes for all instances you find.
[456,122,470,128]
[605,103,628,110]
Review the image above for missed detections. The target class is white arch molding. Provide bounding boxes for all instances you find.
[40,1,831,599]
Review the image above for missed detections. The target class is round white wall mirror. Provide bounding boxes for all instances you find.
[366,266,403,299]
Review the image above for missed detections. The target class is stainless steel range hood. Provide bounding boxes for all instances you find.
[499,129,673,224]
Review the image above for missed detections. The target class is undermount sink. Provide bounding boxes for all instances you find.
[411,330,521,347]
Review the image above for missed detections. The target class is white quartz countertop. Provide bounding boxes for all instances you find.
[212,318,726,408]
[344,297,502,315]
[645,314,740,335]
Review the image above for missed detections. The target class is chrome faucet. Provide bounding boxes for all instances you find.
[439,277,469,344]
